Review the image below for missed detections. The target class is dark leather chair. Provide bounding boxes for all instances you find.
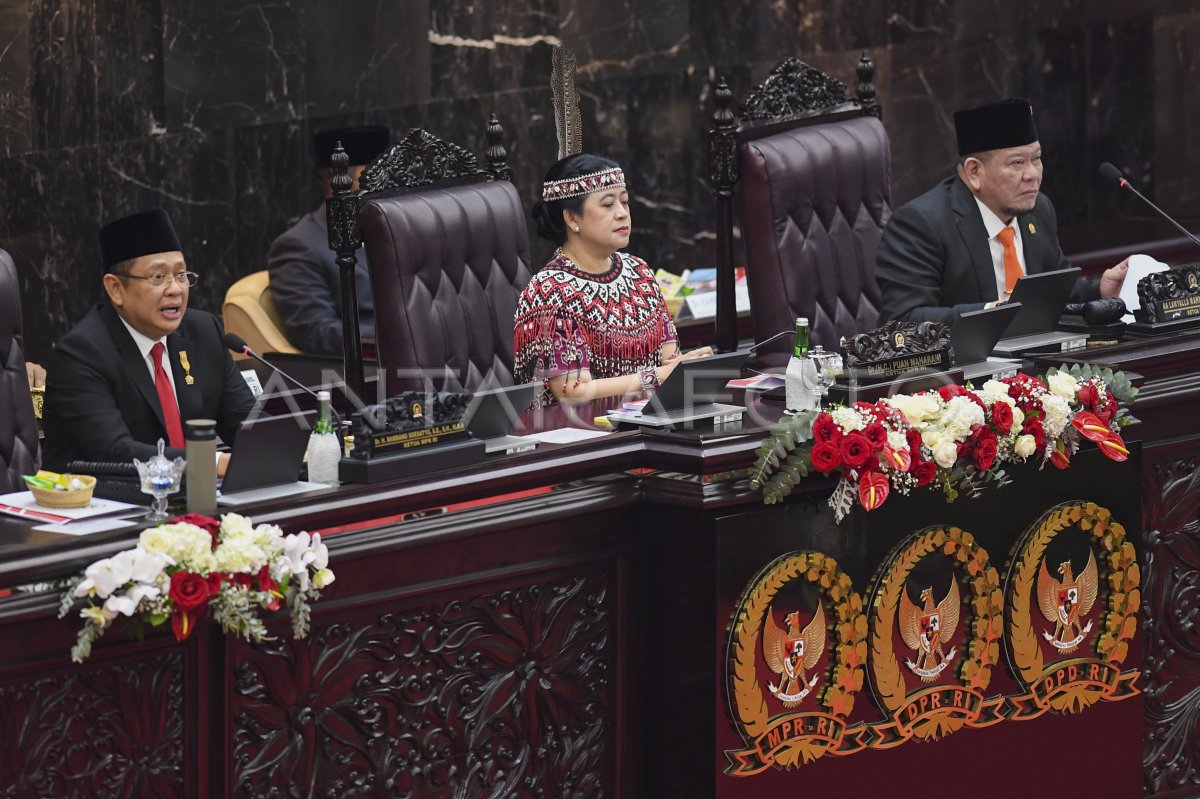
[329,118,533,393]
[710,54,892,365]
[0,249,40,493]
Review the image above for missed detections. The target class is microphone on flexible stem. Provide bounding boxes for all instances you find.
[749,329,796,353]
[1099,162,1200,248]
[223,333,343,430]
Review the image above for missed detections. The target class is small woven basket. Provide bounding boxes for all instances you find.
[30,475,97,509]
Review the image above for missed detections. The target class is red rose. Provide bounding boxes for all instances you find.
[257,565,281,611]
[840,432,874,470]
[937,385,964,402]
[911,460,937,486]
[229,573,252,589]
[973,432,999,471]
[810,441,842,473]
[813,413,840,443]
[169,571,210,613]
[1023,418,1046,450]
[1077,382,1099,411]
[863,422,888,449]
[906,428,923,453]
[167,513,222,548]
[1096,391,1117,426]
[205,573,223,596]
[990,402,1014,435]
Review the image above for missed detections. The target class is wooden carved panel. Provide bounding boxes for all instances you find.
[1143,456,1200,795]
[230,570,612,797]
[0,652,184,797]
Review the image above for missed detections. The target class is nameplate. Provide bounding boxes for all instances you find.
[857,349,951,381]
[365,421,467,454]
[1149,295,1200,323]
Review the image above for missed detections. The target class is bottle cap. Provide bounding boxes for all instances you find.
[795,317,809,326]
[185,418,217,441]
[316,390,331,401]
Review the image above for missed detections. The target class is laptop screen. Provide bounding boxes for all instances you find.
[221,410,315,494]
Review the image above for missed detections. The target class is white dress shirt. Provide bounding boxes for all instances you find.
[117,315,179,400]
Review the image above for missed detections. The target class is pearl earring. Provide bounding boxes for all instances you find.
[573,226,580,232]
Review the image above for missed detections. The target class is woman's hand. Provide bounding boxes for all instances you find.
[656,346,714,383]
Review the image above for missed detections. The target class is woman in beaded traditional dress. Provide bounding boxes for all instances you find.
[514,154,712,404]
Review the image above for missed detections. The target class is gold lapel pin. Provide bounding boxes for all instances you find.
[1028,222,1036,235]
[179,350,195,385]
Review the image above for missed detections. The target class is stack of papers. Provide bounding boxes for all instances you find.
[0,491,143,535]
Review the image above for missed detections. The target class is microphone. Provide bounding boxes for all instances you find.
[749,329,796,352]
[1099,162,1200,248]
[223,333,343,429]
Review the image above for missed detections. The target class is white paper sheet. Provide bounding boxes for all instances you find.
[525,428,611,444]
[0,491,142,524]
[1120,253,1169,313]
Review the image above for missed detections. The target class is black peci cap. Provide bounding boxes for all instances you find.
[312,125,390,169]
[99,209,183,272]
[954,98,1038,157]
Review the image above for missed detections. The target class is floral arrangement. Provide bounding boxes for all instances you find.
[750,364,1136,522]
[58,513,334,663]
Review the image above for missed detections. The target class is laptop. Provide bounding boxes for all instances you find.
[613,350,750,428]
[952,303,1024,381]
[464,383,540,453]
[998,267,1080,339]
[218,408,322,503]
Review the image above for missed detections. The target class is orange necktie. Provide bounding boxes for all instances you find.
[996,226,1023,294]
[151,342,185,448]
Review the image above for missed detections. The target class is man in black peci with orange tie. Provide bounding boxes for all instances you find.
[875,98,1129,325]
[42,210,255,474]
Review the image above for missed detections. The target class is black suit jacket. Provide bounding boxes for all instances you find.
[266,208,375,356]
[42,303,256,470]
[875,176,1097,324]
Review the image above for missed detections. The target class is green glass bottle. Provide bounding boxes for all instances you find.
[785,317,818,413]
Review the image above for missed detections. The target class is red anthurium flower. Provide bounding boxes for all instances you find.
[1097,432,1130,462]
[1071,411,1113,443]
[858,471,890,511]
[257,565,282,611]
[882,444,911,472]
[171,609,198,642]
[1050,441,1071,469]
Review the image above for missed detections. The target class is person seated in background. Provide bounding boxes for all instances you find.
[267,125,391,356]
[875,98,1128,325]
[42,210,255,474]
[513,153,712,405]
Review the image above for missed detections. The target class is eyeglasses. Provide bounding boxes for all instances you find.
[116,271,200,288]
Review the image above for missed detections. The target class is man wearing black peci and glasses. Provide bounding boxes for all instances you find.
[43,209,255,473]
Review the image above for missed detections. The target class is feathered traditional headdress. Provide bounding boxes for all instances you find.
[551,44,583,160]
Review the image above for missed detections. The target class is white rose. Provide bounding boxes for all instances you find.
[1047,372,1079,400]
[982,379,1011,398]
[933,440,959,468]
[943,396,984,438]
[1014,434,1037,459]
[138,527,172,556]
[1011,406,1024,429]
[922,429,946,450]
[886,393,940,424]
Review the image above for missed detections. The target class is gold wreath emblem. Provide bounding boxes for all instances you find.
[1005,502,1139,713]
[727,551,866,769]
[868,526,1003,741]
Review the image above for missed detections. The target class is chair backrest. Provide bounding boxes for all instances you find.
[222,270,300,358]
[343,119,532,393]
[710,54,892,364]
[0,249,40,493]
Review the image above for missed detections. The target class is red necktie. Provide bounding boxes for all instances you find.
[996,226,1024,294]
[151,342,185,448]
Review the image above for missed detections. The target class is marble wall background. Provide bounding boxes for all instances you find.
[3,0,1199,362]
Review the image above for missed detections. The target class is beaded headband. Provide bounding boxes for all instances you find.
[541,167,626,203]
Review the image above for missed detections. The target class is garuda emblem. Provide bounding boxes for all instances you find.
[763,602,826,707]
[899,582,960,682]
[1037,552,1097,653]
